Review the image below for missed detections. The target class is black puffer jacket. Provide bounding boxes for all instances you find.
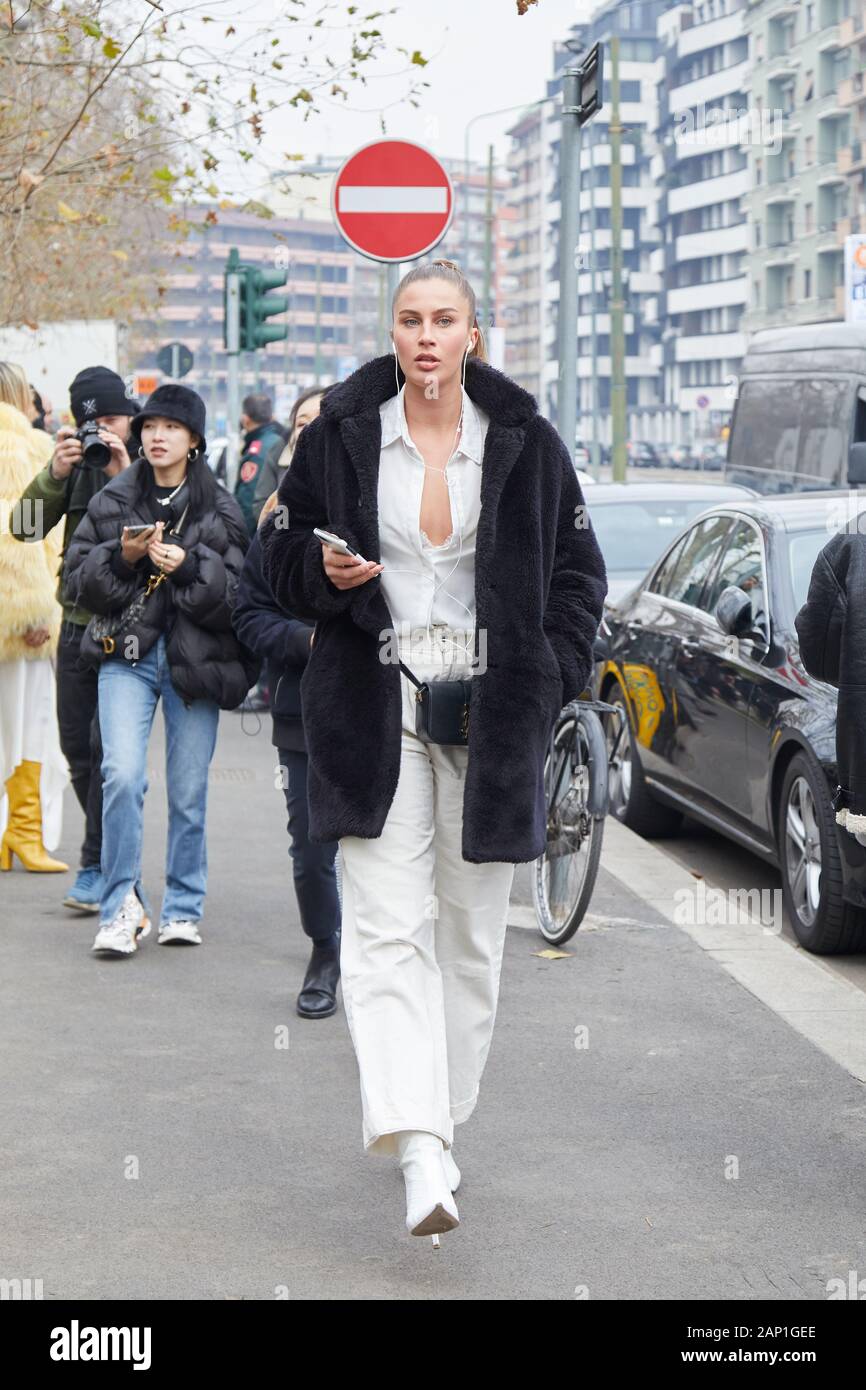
[63,461,260,709]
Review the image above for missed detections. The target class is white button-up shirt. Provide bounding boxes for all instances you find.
[376,383,489,643]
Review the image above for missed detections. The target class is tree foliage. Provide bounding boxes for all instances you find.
[0,1,428,325]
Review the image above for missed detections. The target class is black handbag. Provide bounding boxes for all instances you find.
[398,659,473,745]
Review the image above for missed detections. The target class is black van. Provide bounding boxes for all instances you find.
[725,321,866,494]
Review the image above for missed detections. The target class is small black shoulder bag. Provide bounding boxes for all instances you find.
[397,659,473,746]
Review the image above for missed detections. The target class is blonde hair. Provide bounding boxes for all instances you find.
[0,361,33,416]
[392,258,487,362]
[257,489,280,528]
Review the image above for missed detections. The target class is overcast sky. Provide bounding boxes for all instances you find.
[167,0,594,199]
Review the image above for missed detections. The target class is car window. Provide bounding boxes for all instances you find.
[728,377,851,492]
[647,532,690,597]
[788,529,831,614]
[662,515,734,609]
[704,519,767,630]
[592,497,744,574]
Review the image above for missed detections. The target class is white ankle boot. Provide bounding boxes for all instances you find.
[395,1131,459,1242]
[442,1145,461,1192]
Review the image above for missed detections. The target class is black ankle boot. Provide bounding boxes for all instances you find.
[297,934,341,1019]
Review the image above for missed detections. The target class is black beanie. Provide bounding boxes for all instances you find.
[70,366,137,426]
[130,384,207,457]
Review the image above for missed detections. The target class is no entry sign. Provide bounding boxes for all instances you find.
[332,139,454,263]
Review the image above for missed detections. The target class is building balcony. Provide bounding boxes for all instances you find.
[839,71,866,106]
[837,211,866,242]
[764,53,800,85]
[839,11,866,47]
[674,224,748,262]
[674,331,746,362]
[838,140,866,173]
[667,275,748,314]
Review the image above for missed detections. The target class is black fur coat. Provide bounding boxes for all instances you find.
[259,353,608,863]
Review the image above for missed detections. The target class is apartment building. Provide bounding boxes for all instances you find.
[742,0,852,331]
[504,1,668,438]
[654,0,750,443]
[836,0,866,247]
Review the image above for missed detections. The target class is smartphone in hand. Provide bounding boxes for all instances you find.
[313,526,368,565]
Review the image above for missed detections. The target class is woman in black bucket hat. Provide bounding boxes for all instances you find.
[64,384,260,957]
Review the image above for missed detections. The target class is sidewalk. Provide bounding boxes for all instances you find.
[1,710,865,1299]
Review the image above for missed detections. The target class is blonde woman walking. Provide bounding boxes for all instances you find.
[261,259,607,1244]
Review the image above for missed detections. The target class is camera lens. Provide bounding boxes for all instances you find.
[79,428,111,469]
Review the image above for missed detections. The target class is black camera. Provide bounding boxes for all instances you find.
[74,420,111,470]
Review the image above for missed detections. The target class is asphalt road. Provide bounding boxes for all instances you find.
[2,708,866,1299]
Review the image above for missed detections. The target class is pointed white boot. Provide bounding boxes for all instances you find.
[442,1145,461,1192]
[395,1131,459,1245]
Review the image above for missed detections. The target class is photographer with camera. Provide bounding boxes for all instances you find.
[9,366,137,913]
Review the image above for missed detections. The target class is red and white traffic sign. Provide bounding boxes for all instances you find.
[332,139,454,263]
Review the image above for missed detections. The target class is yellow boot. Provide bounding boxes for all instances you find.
[0,760,68,873]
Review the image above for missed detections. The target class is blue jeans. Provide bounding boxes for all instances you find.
[97,634,220,927]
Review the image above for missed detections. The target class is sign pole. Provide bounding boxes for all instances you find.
[225,269,241,492]
[557,63,582,465]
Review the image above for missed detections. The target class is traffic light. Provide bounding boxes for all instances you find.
[223,248,289,353]
[242,265,289,350]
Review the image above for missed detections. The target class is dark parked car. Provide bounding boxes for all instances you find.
[588,481,757,604]
[595,492,866,955]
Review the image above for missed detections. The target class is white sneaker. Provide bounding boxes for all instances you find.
[158,919,202,945]
[395,1131,459,1240]
[92,890,151,956]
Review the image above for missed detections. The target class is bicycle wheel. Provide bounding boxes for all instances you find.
[532,706,606,945]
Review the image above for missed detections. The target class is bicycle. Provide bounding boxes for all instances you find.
[531,673,623,945]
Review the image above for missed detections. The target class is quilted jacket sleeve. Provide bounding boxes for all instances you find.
[62,506,143,617]
[541,421,609,703]
[794,533,848,688]
[259,419,357,624]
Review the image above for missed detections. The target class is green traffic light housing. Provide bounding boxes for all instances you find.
[223,247,289,352]
[245,266,290,349]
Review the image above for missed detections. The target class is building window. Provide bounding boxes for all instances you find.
[755,221,762,248]
[805,202,814,232]
[804,268,812,297]
[803,71,814,101]
[805,135,815,166]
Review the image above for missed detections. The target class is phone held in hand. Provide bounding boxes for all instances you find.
[124,523,157,539]
[313,526,367,564]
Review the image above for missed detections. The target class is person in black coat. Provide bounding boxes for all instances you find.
[63,384,259,957]
[795,519,866,843]
[259,258,607,1242]
[232,506,342,1018]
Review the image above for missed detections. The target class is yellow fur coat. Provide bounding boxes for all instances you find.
[0,402,63,662]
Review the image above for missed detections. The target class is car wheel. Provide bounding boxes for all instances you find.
[604,684,683,837]
[778,750,866,955]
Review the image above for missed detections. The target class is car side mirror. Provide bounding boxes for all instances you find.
[715,584,770,651]
[715,584,753,636]
[848,441,866,486]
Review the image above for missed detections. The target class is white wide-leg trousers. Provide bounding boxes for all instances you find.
[338,627,516,1157]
